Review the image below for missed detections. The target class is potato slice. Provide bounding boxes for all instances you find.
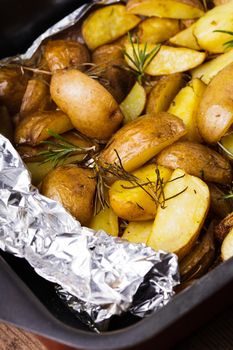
[137,17,180,44]
[209,183,233,219]
[146,73,185,114]
[82,5,140,50]
[157,141,232,185]
[15,110,73,145]
[197,62,233,144]
[122,221,153,244]
[168,78,205,142]
[127,0,204,19]
[124,44,206,75]
[194,1,233,53]
[99,112,186,173]
[147,168,210,259]
[50,69,123,140]
[221,228,233,261]
[109,164,172,221]
[191,49,233,85]
[89,207,118,237]
[169,23,201,50]
[215,212,233,242]
[41,165,96,225]
[120,82,146,123]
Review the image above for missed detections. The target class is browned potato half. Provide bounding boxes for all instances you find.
[179,222,215,281]
[137,17,180,44]
[50,69,123,140]
[197,62,233,144]
[0,67,29,114]
[127,0,204,18]
[215,212,233,242]
[44,40,90,72]
[209,183,233,219]
[99,112,186,173]
[146,73,185,114]
[20,79,53,118]
[41,165,96,225]
[221,228,233,261]
[15,110,73,145]
[157,141,232,185]
[82,5,140,50]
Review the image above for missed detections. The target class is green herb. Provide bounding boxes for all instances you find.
[213,30,233,50]
[123,33,161,85]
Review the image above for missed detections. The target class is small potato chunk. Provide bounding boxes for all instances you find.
[124,44,206,75]
[127,0,204,19]
[89,207,118,237]
[122,221,153,244]
[99,112,186,173]
[194,1,233,53]
[44,40,90,72]
[15,110,73,145]
[147,168,210,259]
[0,67,28,114]
[215,212,233,242]
[146,73,185,114]
[82,5,140,50]
[168,78,205,142]
[197,62,233,144]
[41,165,96,225]
[209,183,233,219]
[109,164,172,221]
[137,17,180,44]
[50,69,123,140]
[169,23,201,50]
[221,228,233,261]
[157,141,232,185]
[191,49,233,85]
[120,82,146,123]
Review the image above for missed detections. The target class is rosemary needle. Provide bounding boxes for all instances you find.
[213,30,233,50]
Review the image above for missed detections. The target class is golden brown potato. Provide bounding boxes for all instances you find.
[99,112,186,173]
[215,212,233,242]
[15,110,73,145]
[0,67,29,114]
[221,227,233,261]
[157,141,232,185]
[169,23,201,50]
[41,165,96,225]
[44,40,90,72]
[146,73,185,114]
[50,69,123,140]
[0,106,13,142]
[208,183,233,219]
[179,222,215,281]
[197,62,233,144]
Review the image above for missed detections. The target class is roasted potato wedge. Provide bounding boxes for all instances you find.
[146,73,185,114]
[15,110,73,145]
[215,212,233,242]
[147,168,210,259]
[122,220,153,244]
[168,78,205,142]
[221,227,233,261]
[124,44,206,75]
[127,0,204,19]
[44,40,90,72]
[109,164,172,221]
[41,165,96,225]
[82,5,140,50]
[50,69,123,140]
[157,141,232,185]
[120,82,146,123]
[209,183,233,219]
[169,23,201,50]
[197,62,233,144]
[89,207,118,237]
[99,112,186,173]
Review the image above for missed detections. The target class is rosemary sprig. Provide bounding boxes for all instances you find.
[123,33,161,85]
[213,30,233,50]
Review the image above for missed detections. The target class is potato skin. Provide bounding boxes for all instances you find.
[209,183,233,219]
[44,40,90,72]
[215,212,233,242]
[157,141,232,185]
[99,112,186,173]
[197,63,233,144]
[50,69,123,140]
[41,165,96,225]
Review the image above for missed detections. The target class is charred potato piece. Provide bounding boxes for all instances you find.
[41,165,96,225]
[50,69,123,140]
[44,40,90,72]
[209,183,233,219]
[215,212,233,242]
[15,110,73,145]
[157,141,232,185]
[221,228,233,261]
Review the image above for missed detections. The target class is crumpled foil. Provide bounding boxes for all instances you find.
[0,0,180,331]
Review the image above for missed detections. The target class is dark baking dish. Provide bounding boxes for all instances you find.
[1,1,233,349]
